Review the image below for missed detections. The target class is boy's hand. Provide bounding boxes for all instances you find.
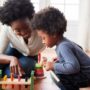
[40,57,57,71]
[52,57,58,62]
[40,57,47,67]
[9,56,24,76]
[45,61,54,71]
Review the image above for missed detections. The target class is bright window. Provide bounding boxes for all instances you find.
[50,0,80,21]
[31,0,39,12]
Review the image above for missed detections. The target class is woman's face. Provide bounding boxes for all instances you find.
[11,18,31,39]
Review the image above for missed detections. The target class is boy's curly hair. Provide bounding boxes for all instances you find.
[0,0,34,25]
[31,7,67,36]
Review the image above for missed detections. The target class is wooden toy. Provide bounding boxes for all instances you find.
[11,73,14,81]
[38,53,41,63]
[30,71,34,90]
[3,75,7,81]
[35,63,44,77]
[50,70,60,88]
[0,70,2,89]
[0,78,31,85]
[2,75,7,89]
[18,75,21,82]
[0,71,35,90]
[25,76,28,88]
[18,75,21,90]
[0,69,2,80]
[10,73,14,88]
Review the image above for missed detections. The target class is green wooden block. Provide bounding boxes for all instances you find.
[0,69,2,78]
[30,70,34,90]
[0,87,4,90]
[35,63,42,69]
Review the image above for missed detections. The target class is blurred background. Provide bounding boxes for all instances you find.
[0,0,90,53]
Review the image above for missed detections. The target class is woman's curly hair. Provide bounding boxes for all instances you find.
[0,0,34,25]
[31,7,67,36]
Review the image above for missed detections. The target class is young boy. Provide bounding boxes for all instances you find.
[0,0,45,77]
[31,7,90,90]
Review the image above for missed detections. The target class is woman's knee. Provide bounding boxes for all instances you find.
[19,56,37,73]
[4,45,22,57]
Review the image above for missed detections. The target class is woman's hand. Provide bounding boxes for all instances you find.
[9,56,24,76]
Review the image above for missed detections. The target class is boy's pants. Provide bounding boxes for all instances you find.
[56,72,90,90]
[0,46,37,77]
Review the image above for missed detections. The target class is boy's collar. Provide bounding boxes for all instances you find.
[56,37,66,46]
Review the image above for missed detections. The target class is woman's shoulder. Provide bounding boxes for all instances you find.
[0,24,9,37]
[0,24,12,33]
[29,31,40,40]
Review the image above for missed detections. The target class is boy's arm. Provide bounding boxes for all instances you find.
[54,44,80,74]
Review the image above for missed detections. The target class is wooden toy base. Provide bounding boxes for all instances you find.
[0,84,30,90]
[0,76,45,90]
[0,78,31,90]
[0,78,31,85]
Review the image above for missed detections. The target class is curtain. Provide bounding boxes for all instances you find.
[77,0,90,51]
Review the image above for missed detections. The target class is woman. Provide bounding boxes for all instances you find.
[0,0,45,77]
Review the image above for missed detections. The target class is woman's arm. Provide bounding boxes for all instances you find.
[0,54,11,64]
[0,26,10,53]
[0,54,23,75]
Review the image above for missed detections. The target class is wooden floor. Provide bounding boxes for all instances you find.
[34,71,60,90]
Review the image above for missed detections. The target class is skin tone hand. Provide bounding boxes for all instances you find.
[40,57,56,71]
[45,57,58,71]
[45,61,54,71]
[9,56,24,76]
[0,54,24,76]
[39,57,47,67]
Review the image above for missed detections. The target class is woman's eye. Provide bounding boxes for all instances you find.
[42,37,45,40]
[16,31,20,33]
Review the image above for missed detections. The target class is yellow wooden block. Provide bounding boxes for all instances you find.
[3,75,7,81]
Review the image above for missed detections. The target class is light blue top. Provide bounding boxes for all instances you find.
[54,37,90,77]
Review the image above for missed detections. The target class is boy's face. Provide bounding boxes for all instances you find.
[11,18,31,39]
[37,30,57,48]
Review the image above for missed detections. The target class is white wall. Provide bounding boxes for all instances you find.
[64,21,79,43]
[77,0,90,51]
[0,0,6,6]
[0,0,6,31]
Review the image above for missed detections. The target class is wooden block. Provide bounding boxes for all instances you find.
[18,75,21,82]
[3,75,7,81]
[0,78,31,85]
[30,71,34,90]
[25,77,28,88]
[10,73,14,81]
